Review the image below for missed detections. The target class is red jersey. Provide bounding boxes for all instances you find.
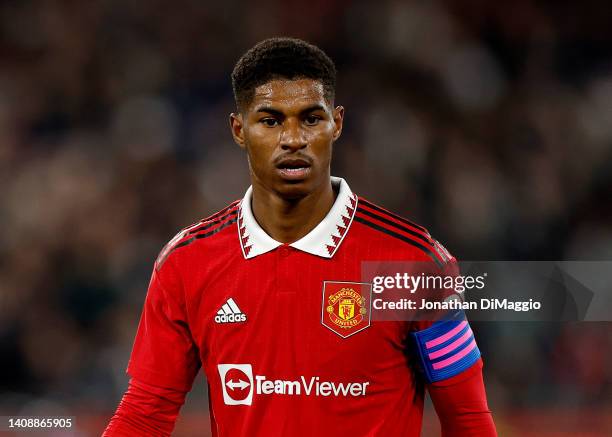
[126,177,483,436]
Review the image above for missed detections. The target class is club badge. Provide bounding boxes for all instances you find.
[322,281,372,338]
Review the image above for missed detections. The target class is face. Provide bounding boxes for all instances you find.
[230,78,344,199]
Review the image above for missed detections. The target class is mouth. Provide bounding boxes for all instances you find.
[275,158,313,180]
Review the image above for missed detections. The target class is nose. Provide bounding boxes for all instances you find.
[280,118,307,151]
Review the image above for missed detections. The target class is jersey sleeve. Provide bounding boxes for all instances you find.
[103,377,187,436]
[411,310,481,383]
[127,257,201,391]
[410,244,481,383]
[428,358,498,436]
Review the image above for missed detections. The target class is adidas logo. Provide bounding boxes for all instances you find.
[215,298,247,324]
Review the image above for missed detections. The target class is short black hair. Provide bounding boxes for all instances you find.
[231,37,336,110]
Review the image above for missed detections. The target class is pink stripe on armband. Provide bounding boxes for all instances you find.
[432,339,477,370]
[428,328,473,360]
[425,320,468,349]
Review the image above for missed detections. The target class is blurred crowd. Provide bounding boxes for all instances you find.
[0,0,611,435]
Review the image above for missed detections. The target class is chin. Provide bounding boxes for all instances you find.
[274,180,313,200]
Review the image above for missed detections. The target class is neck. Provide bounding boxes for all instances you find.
[251,180,336,244]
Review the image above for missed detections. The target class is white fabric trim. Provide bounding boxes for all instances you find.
[238,177,357,259]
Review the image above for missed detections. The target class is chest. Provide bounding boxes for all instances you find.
[185,247,409,378]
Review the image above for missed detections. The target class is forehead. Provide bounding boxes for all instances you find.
[248,78,328,113]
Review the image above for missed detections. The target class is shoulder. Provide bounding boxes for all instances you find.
[352,196,454,266]
[154,199,241,270]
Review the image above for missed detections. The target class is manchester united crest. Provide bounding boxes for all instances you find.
[322,281,372,338]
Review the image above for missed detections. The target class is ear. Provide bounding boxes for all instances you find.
[229,112,246,149]
[332,106,344,142]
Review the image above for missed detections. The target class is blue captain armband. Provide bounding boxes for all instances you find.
[411,312,481,383]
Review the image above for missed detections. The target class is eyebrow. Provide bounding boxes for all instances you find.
[255,104,327,116]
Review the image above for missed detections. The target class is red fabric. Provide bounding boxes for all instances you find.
[103,378,186,436]
[127,265,201,392]
[106,195,496,436]
[429,359,498,437]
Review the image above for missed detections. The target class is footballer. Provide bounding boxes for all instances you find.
[104,38,497,436]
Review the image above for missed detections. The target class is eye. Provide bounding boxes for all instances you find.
[305,115,321,126]
[260,118,280,127]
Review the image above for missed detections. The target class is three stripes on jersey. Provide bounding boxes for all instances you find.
[156,200,240,268]
[354,198,452,267]
[157,197,451,270]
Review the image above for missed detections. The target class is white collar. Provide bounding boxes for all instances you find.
[237,177,358,259]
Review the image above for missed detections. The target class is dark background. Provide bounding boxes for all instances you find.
[0,0,610,435]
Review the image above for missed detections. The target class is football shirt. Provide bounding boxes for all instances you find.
[127,177,481,436]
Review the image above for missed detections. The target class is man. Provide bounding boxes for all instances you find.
[105,37,497,436]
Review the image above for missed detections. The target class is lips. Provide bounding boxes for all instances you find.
[276,157,312,169]
[275,157,313,180]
